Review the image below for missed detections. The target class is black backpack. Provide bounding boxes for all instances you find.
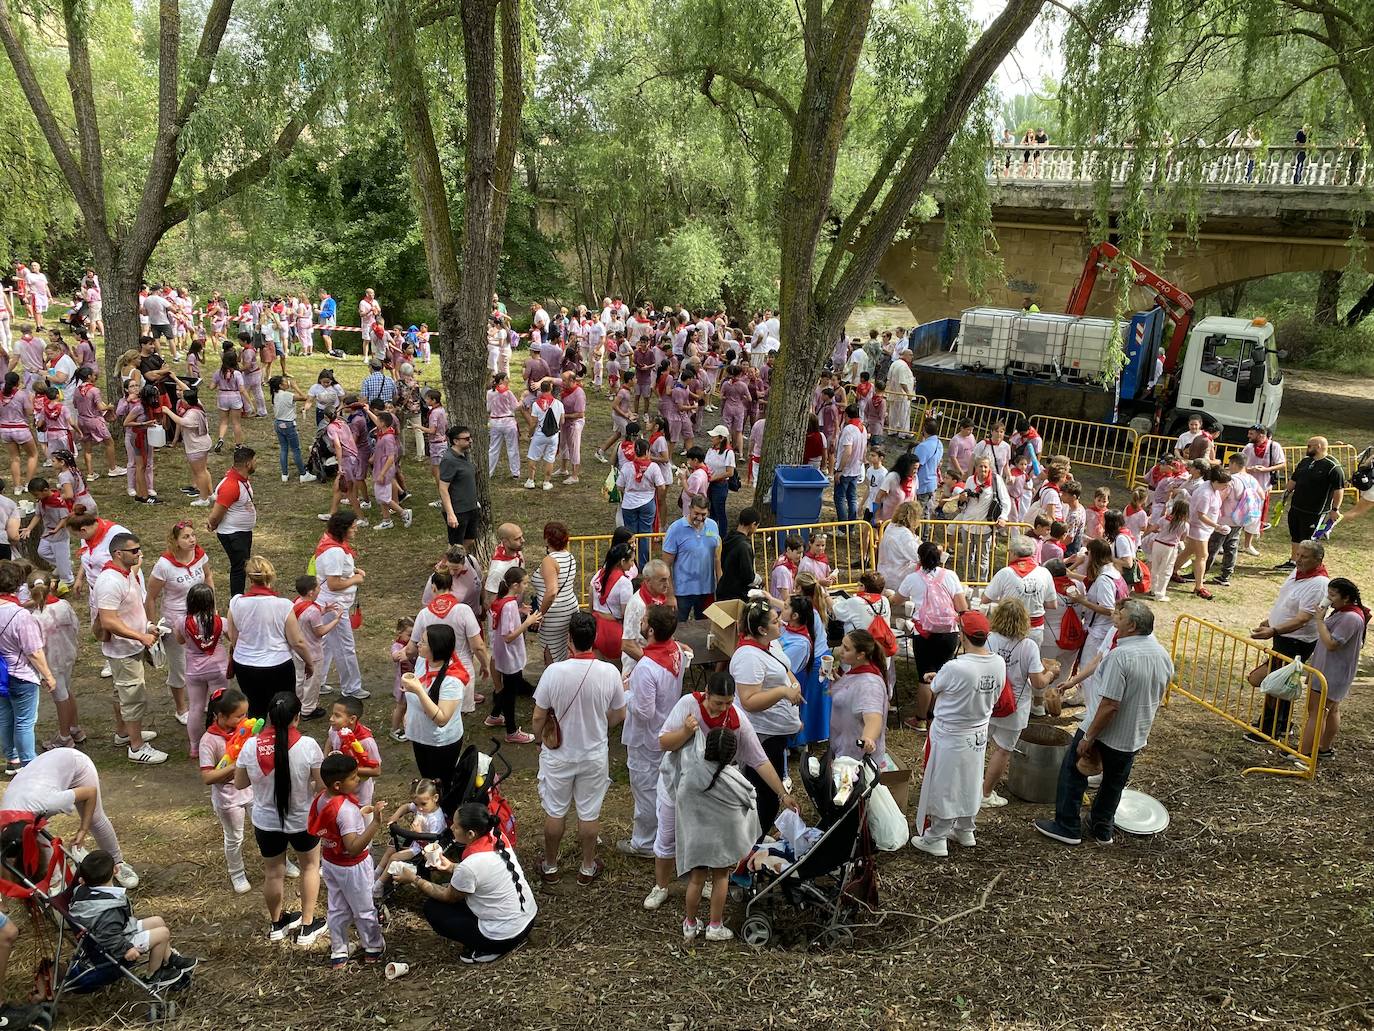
[539,404,559,437]
[306,427,339,482]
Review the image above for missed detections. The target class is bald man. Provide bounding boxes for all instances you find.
[483,522,526,607]
[1277,436,1345,569]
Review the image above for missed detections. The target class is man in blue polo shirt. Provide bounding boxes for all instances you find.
[911,416,944,515]
[662,494,722,621]
[317,289,337,354]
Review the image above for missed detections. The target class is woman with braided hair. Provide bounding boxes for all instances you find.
[396,802,537,963]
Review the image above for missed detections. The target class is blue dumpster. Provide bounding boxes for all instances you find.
[770,465,830,553]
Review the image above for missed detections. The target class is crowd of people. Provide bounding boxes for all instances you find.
[0,270,1366,1011]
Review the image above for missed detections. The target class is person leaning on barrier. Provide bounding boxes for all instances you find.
[1033,598,1173,847]
[1246,540,1330,743]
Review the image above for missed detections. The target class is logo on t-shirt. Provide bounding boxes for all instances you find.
[977,674,997,695]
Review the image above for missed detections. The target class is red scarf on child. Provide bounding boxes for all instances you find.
[692,691,740,730]
[314,533,355,558]
[183,614,224,655]
[595,568,625,606]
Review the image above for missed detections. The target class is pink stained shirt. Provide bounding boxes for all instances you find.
[561,384,586,419]
[427,406,448,459]
[371,430,400,484]
[72,384,104,422]
[948,432,976,477]
[486,388,518,420]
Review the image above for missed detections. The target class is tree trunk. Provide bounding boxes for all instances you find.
[1314,269,1342,326]
[1345,278,1374,327]
[95,260,143,396]
[1218,281,1247,318]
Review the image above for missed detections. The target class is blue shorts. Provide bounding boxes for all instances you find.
[0,911,10,930]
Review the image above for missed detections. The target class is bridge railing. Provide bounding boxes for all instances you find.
[987,144,1368,189]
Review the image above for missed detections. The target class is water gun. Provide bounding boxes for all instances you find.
[336,726,380,769]
[216,717,264,769]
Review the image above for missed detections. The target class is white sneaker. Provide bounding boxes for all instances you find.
[127,744,168,765]
[115,863,140,889]
[174,710,189,726]
[231,872,251,894]
[374,520,394,530]
[524,479,536,489]
[682,918,701,941]
[281,474,290,483]
[563,476,579,485]
[114,730,157,745]
[704,923,733,942]
[318,513,331,521]
[345,689,372,700]
[127,489,136,497]
[401,509,413,528]
[1087,773,1103,788]
[1030,704,1047,717]
[355,519,368,528]
[593,451,608,464]
[285,857,301,879]
[87,471,100,480]
[428,500,441,508]
[1245,545,1261,557]
[954,830,977,847]
[108,466,127,475]
[909,833,948,857]
[359,500,371,510]
[981,791,1008,809]
[542,481,553,491]
[299,473,317,483]
[99,664,112,678]
[643,885,670,910]
[1151,592,1170,602]
[190,498,211,507]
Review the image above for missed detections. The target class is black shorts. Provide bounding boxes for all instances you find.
[1287,506,1321,544]
[1269,635,1317,669]
[448,509,480,545]
[253,826,319,858]
[149,323,173,340]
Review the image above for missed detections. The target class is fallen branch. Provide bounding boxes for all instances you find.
[923,871,1005,930]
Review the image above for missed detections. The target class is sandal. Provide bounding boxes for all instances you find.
[1193,588,1215,601]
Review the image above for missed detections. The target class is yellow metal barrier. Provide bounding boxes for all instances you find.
[922,398,1026,443]
[1030,413,1139,482]
[1214,441,1357,495]
[910,519,1031,590]
[567,531,666,608]
[1167,613,1327,778]
[1128,433,1180,487]
[882,392,928,438]
[755,520,875,594]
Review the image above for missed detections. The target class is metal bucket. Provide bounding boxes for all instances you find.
[1006,724,1072,804]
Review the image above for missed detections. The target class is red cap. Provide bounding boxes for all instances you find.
[958,610,991,637]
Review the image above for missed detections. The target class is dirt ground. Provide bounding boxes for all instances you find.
[1,346,1371,1030]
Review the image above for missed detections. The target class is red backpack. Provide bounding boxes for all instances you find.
[1057,606,1087,650]
[859,595,898,657]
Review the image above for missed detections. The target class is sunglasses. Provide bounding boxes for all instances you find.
[117,546,142,555]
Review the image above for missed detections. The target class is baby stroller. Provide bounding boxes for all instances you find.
[737,752,879,949]
[0,814,181,1025]
[305,423,340,483]
[379,739,515,908]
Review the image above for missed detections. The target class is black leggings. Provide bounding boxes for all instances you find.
[494,670,529,734]
[235,660,298,719]
[422,897,531,953]
[412,739,467,813]
[217,530,253,597]
[744,733,789,836]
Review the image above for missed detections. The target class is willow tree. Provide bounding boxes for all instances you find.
[0,0,332,391]
[382,0,524,538]
[666,0,1047,514]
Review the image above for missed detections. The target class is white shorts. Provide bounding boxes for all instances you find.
[374,480,394,504]
[1244,518,1262,535]
[537,755,609,820]
[527,432,558,464]
[130,923,152,952]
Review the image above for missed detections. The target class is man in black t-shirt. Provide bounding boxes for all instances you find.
[438,425,480,551]
[1277,435,1345,569]
[716,507,760,602]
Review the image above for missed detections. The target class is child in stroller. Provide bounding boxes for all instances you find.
[373,779,446,902]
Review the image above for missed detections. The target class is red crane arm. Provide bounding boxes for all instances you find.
[1065,241,1197,371]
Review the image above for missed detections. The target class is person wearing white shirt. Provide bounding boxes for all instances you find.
[833,404,868,523]
[407,568,490,715]
[94,531,166,765]
[885,352,916,435]
[1247,539,1330,741]
[876,502,922,591]
[401,623,470,779]
[981,536,1057,649]
[313,513,366,701]
[531,614,627,885]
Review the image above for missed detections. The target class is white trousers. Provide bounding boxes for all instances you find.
[626,745,661,852]
[323,857,384,958]
[488,419,520,476]
[322,617,363,697]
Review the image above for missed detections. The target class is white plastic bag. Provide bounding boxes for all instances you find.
[1260,657,1304,702]
[867,784,908,852]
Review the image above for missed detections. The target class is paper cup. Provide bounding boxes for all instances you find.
[385,961,409,981]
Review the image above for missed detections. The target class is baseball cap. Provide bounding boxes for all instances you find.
[958,611,990,638]
[708,425,730,439]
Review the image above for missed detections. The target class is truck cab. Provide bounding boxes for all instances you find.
[1171,316,1283,439]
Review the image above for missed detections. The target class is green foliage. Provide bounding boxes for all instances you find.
[651,220,728,309]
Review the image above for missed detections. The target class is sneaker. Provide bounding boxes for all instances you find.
[682,918,702,941]
[318,513,331,521]
[542,481,553,491]
[1274,560,1296,571]
[483,715,505,727]
[401,509,413,528]
[180,486,199,496]
[1087,773,1103,788]
[285,857,301,878]
[908,833,948,857]
[459,950,502,965]
[471,692,484,705]
[99,663,112,678]
[563,477,579,485]
[1244,545,1261,557]
[981,791,1008,809]
[300,473,318,483]
[43,734,75,751]
[1032,818,1082,845]
[361,948,385,965]
[148,965,189,988]
[539,862,560,885]
[344,689,371,700]
[231,872,251,894]
[329,954,349,970]
[1209,577,1231,587]
[115,863,140,888]
[359,500,371,509]
[642,885,670,910]
[3,760,20,777]
[398,490,411,503]
[505,730,535,744]
[1243,730,1270,744]
[428,500,442,508]
[281,474,290,483]
[269,911,302,941]
[213,438,224,453]
[114,730,158,745]
[174,710,189,726]
[190,497,212,507]
[86,471,100,480]
[166,952,201,972]
[1090,828,1115,845]
[108,466,127,475]
[593,451,608,465]
[296,917,327,946]
[1151,592,1170,602]
[374,520,394,530]
[704,923,734,942]
[389,729,407,743]
[355,519,368,528]
[577,860,605,885]
[617,839,655,859]
[300,708,326,722]
[127,744,168,765]
[319,684,335,696]
[954,830,977,847]
[1318,747,1336,760]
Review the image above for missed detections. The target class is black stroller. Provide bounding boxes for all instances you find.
[379,739,515,910]
[0,814,182,1026]
[738,752,879,949]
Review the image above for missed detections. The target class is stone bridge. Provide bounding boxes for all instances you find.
[880,144,1373,319]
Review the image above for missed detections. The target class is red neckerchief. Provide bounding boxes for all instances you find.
[969,471,993,492]
[642,639,682,676]
[204,721,234,743]
[80,519,117,555]
[630,456,652,483]
[648,431,665,449]
[160,546,206,570]
[314,533,354,558]
[735,636,769,653]
[1023,427,1040,442]
[1009,467,1026,479]
[900,475,915,496]
[100,561,131,578]
[255,725,301,773]
[844,663,884,680]
[40,494,72,512]
[183,614,224,654]
[1334,603,1372,630]
[292,596,318,618]
[638,584,667,607]
[1052,575,1077,597]
[1009,556,1038,577]
[858,592,883,604]
[1295,565,1329,581]
[854,382,873,399]
[692,691,740,730]
[427,592,459,618]
[308,792,369,867]
[534,394,554,411]
[846,418,864,430]
[0,594,22,606]
[808,552,829,568]
[376,426,397,439]
[494,383,510,394]
[490,594,520,624]
[595,567,625,605]
[461,833,499,860]
[775,556,798,575]
[619,440,637,465]
[492,545,520,563]
[77,382,98,400]
[419,654,470,687]
[244,585,278,597]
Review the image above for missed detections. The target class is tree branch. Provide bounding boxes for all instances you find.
[414,0,455,28]
[158,86,328,233]
[60,0,106,230]
[488,0,523,253]
[701,65,796,127]
[173,0,234,128]
[0,2,108,248]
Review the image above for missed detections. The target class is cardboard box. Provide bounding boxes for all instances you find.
[878,764,913,814]
[703,599,744,657]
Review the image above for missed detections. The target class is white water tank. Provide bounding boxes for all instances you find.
[1009,312,1076,372]
[955,307,1016,372]
[1063,317,1122,379]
